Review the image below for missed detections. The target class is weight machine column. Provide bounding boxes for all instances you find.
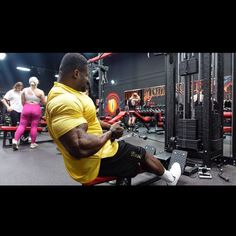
[201,53,212,167]
[232,53,236,158]
[165,53,177,152]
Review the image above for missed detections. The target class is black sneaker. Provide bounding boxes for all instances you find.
[12,143,19,151]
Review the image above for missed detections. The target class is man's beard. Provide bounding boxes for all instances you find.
[80,85,86,92]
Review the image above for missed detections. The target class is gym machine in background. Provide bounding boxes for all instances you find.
[164,53,233,167]
[88,53,112,117]
[222,54,235,162]
[233,54,236,159]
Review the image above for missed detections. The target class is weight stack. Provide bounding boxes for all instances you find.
[176,138,200,151]
[177,119,197,140]
[211,138,223,152]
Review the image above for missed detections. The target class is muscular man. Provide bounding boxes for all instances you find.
[46,53,181,185]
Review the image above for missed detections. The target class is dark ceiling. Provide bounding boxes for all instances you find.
[1,53,98,71]
[0,53,98,94]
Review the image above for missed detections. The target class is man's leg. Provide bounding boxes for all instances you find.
[127,115,133,131]
[128,116,132,126]
[131,117,136,126]
[99,141,181,186]
[141,152,181,186]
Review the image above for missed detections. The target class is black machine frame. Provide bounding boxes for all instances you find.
[232,54,236,159]
[164,53,233,167]
[88,53,110,117]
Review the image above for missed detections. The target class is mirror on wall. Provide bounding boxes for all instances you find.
[223,53,233,158]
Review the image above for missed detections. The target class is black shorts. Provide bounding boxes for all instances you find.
[98,141,146,178]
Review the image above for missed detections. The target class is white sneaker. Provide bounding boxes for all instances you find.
[167,162,181,186]
[12,139,19,151]
[28,137,32,143]
[30,143,38,149]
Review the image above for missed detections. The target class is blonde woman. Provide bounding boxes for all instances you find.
[13,77,46,150]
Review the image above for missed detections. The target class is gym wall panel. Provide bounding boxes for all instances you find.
[103,53,166,109]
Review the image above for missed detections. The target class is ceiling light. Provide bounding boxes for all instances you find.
[0,53,6,60]
[16,66,31,72]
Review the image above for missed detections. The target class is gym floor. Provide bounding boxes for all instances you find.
[0,129,235,186]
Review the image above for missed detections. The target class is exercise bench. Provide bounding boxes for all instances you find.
[106,111,127,125]
[82,145,187,186]
[82,176,132,186]
[0,126,43,148]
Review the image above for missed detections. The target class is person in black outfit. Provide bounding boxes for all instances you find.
[224,95,232,110]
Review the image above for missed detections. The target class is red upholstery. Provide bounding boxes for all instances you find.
[82,169,145,186]
[82,176,118,186]
[132,111,151,122]
[224,126,232,133]
[224,112,232,119]
[0,126,43,132]
[107,111,127,125]
[40,120,47,126]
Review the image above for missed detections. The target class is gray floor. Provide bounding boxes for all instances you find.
[0,133,79,185]
[0,129,235,186]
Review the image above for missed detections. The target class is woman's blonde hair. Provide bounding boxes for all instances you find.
[29,76,39,86]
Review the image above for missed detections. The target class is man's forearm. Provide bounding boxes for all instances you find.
[99,120,111,130]
[77,130,113,158]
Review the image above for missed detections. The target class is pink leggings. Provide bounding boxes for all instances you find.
[14,103,42,143]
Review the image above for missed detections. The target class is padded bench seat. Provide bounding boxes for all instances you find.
[82,176,118,186]
[0,126,43,147]
[82,176,133,186]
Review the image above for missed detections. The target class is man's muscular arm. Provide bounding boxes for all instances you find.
[59,122,124,159]
[99,120,111,130]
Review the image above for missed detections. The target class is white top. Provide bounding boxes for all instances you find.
[3,89,23,113]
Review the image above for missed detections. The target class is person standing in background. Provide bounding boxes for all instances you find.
[1,82,24,138]
[127,92,141,129]
[12,77,46,150]
[1,82,24,125]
